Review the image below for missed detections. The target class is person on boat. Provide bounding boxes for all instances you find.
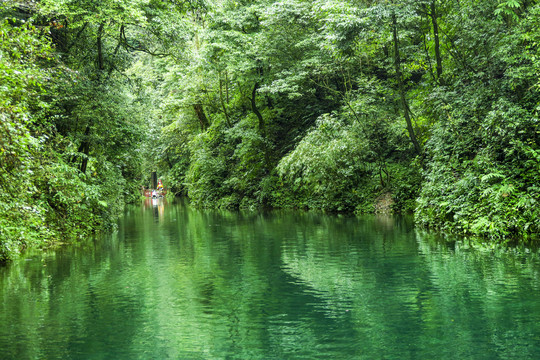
[156,179,164,197]
[152,189,157,198]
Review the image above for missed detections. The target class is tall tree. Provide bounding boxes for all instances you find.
[390,6,422,155]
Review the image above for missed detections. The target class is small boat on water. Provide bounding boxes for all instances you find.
[143,175,167,198]
[144,189,166,198]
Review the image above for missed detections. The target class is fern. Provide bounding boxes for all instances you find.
[494,0,521,21]
[480,172,505,184]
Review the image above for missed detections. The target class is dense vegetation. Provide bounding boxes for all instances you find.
[1,0,539,260]
[0,0,149,260]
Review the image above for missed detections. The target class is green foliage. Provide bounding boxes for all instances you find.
[277,114,368,211]
[0,13,55,260]
[415,2,540,241]
[417,96,540,240]
[4,0,540,257]
[39,0,148,26]
[495,0,521,22]
[185,126,229,207]
[0,1,149,261]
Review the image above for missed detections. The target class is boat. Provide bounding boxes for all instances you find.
[143,175,167,198]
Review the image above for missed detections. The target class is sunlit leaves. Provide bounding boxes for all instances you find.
[39,0,149,26]
[495,0,521,22]
[0,2,151,260]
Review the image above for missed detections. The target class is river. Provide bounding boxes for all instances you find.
[1,198,540,359]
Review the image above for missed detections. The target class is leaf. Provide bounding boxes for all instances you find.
[480,173,505,184]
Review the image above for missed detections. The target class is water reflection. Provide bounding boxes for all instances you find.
[1,201,540,359]
[143,197,166,221]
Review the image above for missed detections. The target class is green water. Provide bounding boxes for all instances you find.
[2,199,540,359]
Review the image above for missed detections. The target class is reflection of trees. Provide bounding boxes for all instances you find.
[283,218,540,358]
[415,233,540,359]
[280,221,540,359]
[280,215,428,358]
[0,232,146,359]
[2,206,540,359]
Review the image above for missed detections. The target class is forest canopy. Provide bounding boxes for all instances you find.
[1,0,539,260]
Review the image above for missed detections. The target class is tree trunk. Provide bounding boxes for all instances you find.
[97,22,105,75]
[80,141,90,175]
[225,71,229,103]
[106,25,124,79]
[219,73,231,127]
[72,125,91,174]
[430,0,443,84]
[193,104,210,131]
[392,10,421,155]
[250,82,266,137]
[250,82,270,170]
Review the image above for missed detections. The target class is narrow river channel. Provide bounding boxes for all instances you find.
[1,199,540,359]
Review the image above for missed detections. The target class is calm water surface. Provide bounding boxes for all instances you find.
[2,199,540,359]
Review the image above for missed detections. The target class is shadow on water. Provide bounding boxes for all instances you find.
[1,199,540,359]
